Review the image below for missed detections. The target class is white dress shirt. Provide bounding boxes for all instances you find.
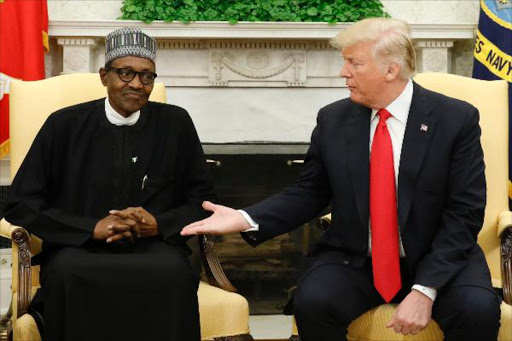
[368,80,412,259]
[241,79,436,301]
[105,97,140,126]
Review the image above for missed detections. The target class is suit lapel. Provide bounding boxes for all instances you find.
[347,104,371,228]
[398,82,436,231]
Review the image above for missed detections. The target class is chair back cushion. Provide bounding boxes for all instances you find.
[414,73,509,282]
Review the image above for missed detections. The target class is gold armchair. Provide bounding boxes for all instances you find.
[0,73,253,341]
[290,73,512,341]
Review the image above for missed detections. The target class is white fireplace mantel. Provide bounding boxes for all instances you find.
[49,20,477,40]
[50,20,477,83]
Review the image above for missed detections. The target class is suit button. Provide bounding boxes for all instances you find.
[342,260,349,265]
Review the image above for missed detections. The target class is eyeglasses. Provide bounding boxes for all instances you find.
[105,67,157,85]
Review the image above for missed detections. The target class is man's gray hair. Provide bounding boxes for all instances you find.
[331,18,416,79]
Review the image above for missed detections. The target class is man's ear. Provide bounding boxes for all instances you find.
[99,68,107,86]
[385,62,401,82]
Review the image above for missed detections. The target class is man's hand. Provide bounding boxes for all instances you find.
[386,290,433,335]
[109,206,158,239]
[94,215,136,243]
[180,201,250,236]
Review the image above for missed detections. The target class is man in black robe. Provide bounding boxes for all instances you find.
[5,27,215,341]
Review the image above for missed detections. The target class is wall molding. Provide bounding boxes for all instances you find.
[49,20,476,40]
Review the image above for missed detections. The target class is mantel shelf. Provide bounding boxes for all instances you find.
[49,20,476,40]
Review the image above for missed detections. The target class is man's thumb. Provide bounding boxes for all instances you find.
[202,201,216,212]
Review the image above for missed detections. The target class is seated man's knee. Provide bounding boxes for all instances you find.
[43,248,82,283]
[294,283,334,320]
[462,289,500,329]
[437,286,501,332]
[153,253,198,288]
[294,264,368,327]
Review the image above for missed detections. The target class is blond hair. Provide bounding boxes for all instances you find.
[331,18,416,79]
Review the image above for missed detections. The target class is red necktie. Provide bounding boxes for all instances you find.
[370,108,401,302]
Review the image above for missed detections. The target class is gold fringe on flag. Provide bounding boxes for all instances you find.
[0,140,9,159]
[43,30,49,52]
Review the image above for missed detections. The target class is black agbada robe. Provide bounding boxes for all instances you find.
[5,99,216,341]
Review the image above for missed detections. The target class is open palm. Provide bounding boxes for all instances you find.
[180,201,250,236]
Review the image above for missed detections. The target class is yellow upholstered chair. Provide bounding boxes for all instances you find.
[290,73,512,341]
[0,73,253,341]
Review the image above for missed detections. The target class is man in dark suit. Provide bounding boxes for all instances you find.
[181,18,500,341]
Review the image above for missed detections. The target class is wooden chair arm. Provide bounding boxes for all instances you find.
[12,227,32,319]
[0,219,33,319]
[501,225,512,304]
[316,213,332,233]
[199,234,237,292]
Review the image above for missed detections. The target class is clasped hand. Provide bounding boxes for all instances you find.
[93,206,158,243]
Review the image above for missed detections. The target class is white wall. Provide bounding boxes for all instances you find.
[48,0,123,20]
[0,249,12,314]
[383,0,479,23]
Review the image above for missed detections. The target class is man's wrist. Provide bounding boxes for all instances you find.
[238,210,259,232]
[411,284,437,301]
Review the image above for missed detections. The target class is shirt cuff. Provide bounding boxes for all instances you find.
[411,284,437,301]
[238,210,259,232]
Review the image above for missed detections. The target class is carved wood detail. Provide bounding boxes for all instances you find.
[316,214,332,233]
[11,228,32,318]
[501,226,512,304]
[199,234,237,292]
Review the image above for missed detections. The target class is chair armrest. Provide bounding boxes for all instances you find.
[499,212,512,305]
[501,227,512,305]
[1,219,33,318]
[317,213,332,233]
[199,235,237,293]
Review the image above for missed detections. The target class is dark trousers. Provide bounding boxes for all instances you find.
[293,258,501,341]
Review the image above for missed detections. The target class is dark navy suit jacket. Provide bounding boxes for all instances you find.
[244,82,492,291]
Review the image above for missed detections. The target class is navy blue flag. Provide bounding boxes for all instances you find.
[473,0,512,199]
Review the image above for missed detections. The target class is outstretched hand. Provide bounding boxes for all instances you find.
[180,201,250,236]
